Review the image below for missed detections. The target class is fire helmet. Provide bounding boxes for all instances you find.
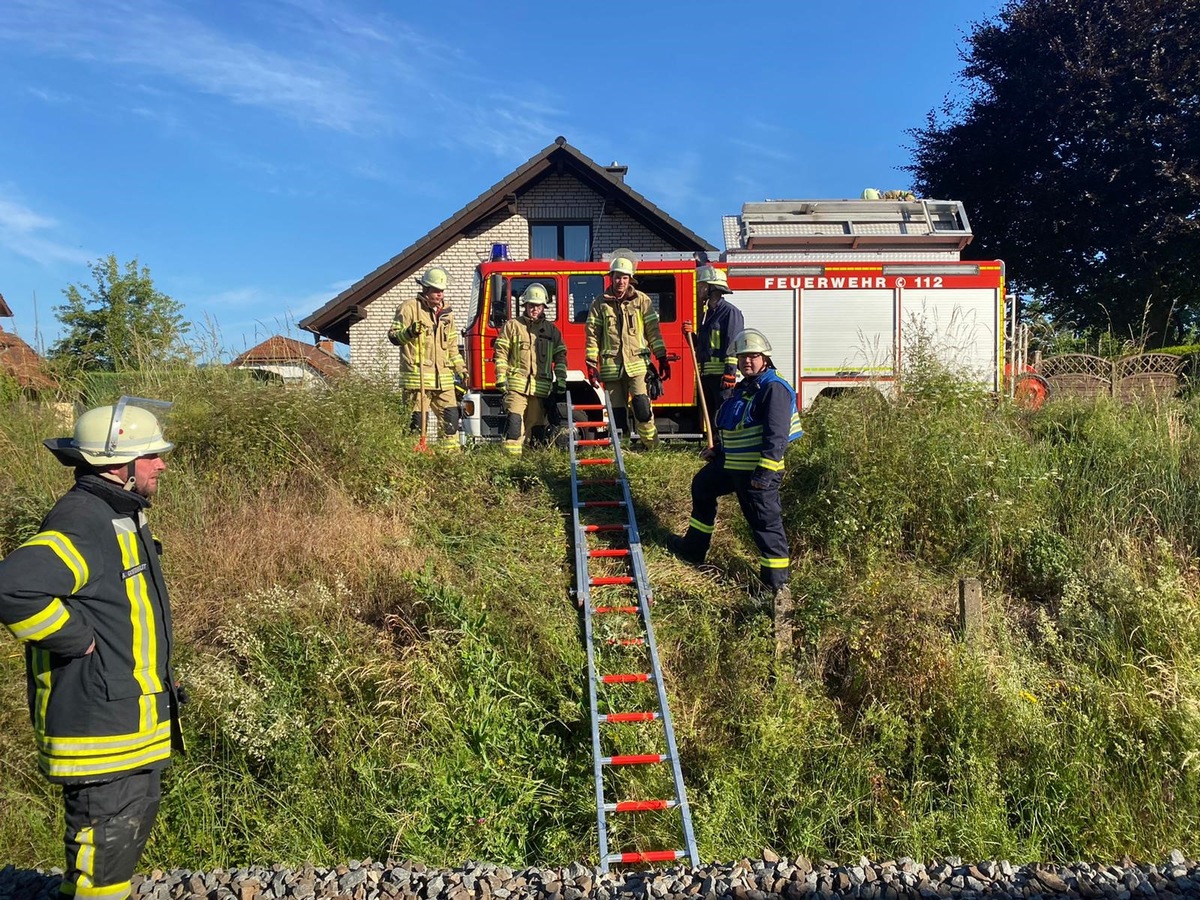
[45,398,174,467]
[730,329,773,356]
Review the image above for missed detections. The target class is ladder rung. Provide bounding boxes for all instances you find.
[579,500,625,508]
[606,851,685,866]
[577,438,612,447]
[590,576,634,586]
[579,478,620,486]
[579,458,616,466]
[589,548,630,558]
[594,605,639,614]
[601,673,650,684]
[583,524,628,533]
[605,799,677,813]
[602,753,666,766]
[600,711,658,723]
[574,404,606,411]
[605,637,645,646]
[574,421,608,429]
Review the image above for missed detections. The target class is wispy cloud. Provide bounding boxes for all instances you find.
[0,192,91,267]
[0,0,385,133]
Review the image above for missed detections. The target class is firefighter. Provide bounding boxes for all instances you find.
[667,329,804,652]
[685,264,744,434]
[388,266,467,450]
[584,255,671,447]
[494,283,568,455]
[0,398,182,900]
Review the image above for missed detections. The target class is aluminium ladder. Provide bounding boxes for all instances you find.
[566,394,699,873]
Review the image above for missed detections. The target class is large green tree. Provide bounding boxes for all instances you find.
[51,255,191,371]
[907,0,1200,343]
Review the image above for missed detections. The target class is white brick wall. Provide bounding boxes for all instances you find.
[349,174,688,377]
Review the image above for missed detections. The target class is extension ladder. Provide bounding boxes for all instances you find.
[566,394,699,873]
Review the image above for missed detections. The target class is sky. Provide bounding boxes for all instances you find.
[0,0,1006,360]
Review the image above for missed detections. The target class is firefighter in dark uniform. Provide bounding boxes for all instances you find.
[0,398,181,900]
[668,329,803,654]
[688,264,744,434]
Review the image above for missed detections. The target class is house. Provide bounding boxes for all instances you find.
[230,335,350,385]
[0,293,56,394]
[300,136,717,377]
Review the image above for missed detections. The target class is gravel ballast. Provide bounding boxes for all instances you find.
[3,852,1200,900]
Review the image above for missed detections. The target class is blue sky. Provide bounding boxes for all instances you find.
[0,0,1004,359]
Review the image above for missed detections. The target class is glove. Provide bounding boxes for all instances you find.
[174,681,190,706]
[750,467,782,491]
[453,373,467,400]
[496,376,508,393]
[722,364,737,390]
[408,321,427,338]
[586,361,601,387]
[551,381,566,400]
[387,325,404,347]
[656,356,671,381]
[682,320,694,334]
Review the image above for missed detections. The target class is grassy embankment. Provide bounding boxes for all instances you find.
[1,366,1198,870]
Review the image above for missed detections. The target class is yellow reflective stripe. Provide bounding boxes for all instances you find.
[76,882,132,900]
[73,826,96,890]
[760,557,790,569]
[724,459,758,471]
[10,598,70,641]
[115,529,161,728]
[44,721,171,753]
[44,739,171,779]
[22,531,89,592]
[758,457,785,472]
[688,518,714,535]
[33,648,51,737]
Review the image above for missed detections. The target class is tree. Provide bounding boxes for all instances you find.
[51,255,191,371]
[907,0,1200,344]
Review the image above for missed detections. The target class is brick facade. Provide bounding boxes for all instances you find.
[349,174,685,379]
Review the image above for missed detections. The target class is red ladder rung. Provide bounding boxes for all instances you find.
[574,404,605,411]
[605,799,676,813]
[593,605,639,614]
[606,851,684,866]
[579,500,624,508]
[579,458,615,466]
[574,421,608,429]
[576,438,612,447]
[583,524,627,533]
[588,548,630,557]
[602,753,666,766]
[605,637,645,646]
[600,673,650,684]
[600,711,658,723]
[590,576,634,586]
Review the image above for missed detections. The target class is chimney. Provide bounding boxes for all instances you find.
[317,339,335,356]
[605,161,628,183]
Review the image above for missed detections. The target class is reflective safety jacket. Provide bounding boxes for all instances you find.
[715,368,804,473]
[0,475,181,784]
[584,288,666,381]
[697,297,745,376]
[389,297,465,391]
[494,316,567,397]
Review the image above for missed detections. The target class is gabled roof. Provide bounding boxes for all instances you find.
[300,136,718,341]
[0,292,12,318]
[230,335,350,380]
[0,326,56,390]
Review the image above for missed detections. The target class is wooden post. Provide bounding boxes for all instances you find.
[958,578,983,636]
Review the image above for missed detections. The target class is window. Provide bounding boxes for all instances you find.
[570,275,606,324]
[637,274,678,323]
[531,223,592,261]
[490,277,560,326]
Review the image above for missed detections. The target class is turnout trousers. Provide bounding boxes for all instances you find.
[602,373,658,447]
[677,459,790,588]
[60,769,162,900]
[404,387,460,449]
[502,392,546,455]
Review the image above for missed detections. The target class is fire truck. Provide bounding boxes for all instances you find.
[460,198,1005,440]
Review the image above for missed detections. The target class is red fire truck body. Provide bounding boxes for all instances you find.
[460,199,1006,440]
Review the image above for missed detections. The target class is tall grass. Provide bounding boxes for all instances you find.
[1,368,1199,870]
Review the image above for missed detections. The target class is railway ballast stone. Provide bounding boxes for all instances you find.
[3,854,1200,900]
